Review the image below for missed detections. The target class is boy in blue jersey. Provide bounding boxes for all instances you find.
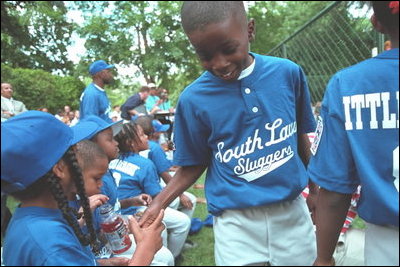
[140,2,317,265]
[80,60,115,122]
[308,1,399,266]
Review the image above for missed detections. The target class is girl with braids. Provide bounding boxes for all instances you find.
[309,1,399,266]
[1,111,164,266]
[111,121,190,260]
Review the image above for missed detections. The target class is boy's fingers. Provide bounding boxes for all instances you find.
[152,209,165,227]
[127,215,140,236]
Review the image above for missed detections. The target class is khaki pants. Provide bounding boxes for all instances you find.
[365,223,399,266]
[214,195,316,266]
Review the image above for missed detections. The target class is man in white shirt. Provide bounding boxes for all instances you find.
[1,83,27,121]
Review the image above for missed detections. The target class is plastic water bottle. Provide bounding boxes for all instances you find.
[99,203,132,254]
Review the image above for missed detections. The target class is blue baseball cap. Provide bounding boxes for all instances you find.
[152,120,170,133]
[1,111,99,194]
[71,115,123,140]
[89,60,115,76]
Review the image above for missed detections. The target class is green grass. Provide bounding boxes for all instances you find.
[178,173,215,266]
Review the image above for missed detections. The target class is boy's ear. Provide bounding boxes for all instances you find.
[248,18,256,43]
[370,14,387,34]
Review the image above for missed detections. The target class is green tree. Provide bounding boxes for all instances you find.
[1,1,75,74]
[71,1,202,104]
[248,1,332,54]
[1,64,85,113]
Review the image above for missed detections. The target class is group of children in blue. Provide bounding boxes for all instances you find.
[1,1,398,266]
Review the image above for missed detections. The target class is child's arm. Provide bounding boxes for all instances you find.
[119,194,152,209]
[139,165,206,228]
[314,188,352,266]
[160,170,193,210]
[298,132,319,219]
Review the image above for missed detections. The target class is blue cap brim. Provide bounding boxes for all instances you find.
[71,119,123,140]
[158,124,170,132]
[71,121,101,143]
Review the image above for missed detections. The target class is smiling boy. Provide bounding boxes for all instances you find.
[140,2,317,265]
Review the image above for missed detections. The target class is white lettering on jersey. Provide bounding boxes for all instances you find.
[109,159,140,176]
[343,91,399,130]
[215,118,296,182]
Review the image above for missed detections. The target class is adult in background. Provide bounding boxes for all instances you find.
[120,85,150,120]
[80,60,115,122]
[1,82,27,122]
[145,83,162,114]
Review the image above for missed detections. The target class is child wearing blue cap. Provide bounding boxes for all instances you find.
[73,115,175,266]
[80,60,115,123]
[111,122,191,259]
[1,111,164,266]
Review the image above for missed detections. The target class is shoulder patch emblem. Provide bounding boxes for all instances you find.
[310,116,323,156]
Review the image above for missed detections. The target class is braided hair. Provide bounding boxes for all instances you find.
[114,122,142,157]
[7,146,100,253]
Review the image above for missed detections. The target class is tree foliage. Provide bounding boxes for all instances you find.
[247,1,332,54]
[1,1,75,74]
[71,1,202,105]
[1,64,85,113]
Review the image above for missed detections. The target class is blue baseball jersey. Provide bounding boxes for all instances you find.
[308,48,399,227]
[109,153,162,215]
[80,83,112,123]
[148,140,173,175]
[101,170,119,208]
[173,52,316,216]
[3,206,97,266]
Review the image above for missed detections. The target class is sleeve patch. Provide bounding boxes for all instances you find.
[310,116,323,156]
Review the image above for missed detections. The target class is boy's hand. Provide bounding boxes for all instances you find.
[129,209,165,251]
[138,202,163,228]
[179,194,193,210]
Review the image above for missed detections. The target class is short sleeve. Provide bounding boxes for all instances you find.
[141,161,163,197]
[172,95,211,166]
[44,246,96,266]
[295,66,317,134]
[308,74,360,194]
[149,142,172,174]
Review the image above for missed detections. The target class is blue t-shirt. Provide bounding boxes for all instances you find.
[109,153,162,215]
[101,171,119,208]
[3,206,97,266]
[80,83,112,123]
[145,95,160,112]
[173,52,316,216]
[308,49,399,227]
[148,140,173,175]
